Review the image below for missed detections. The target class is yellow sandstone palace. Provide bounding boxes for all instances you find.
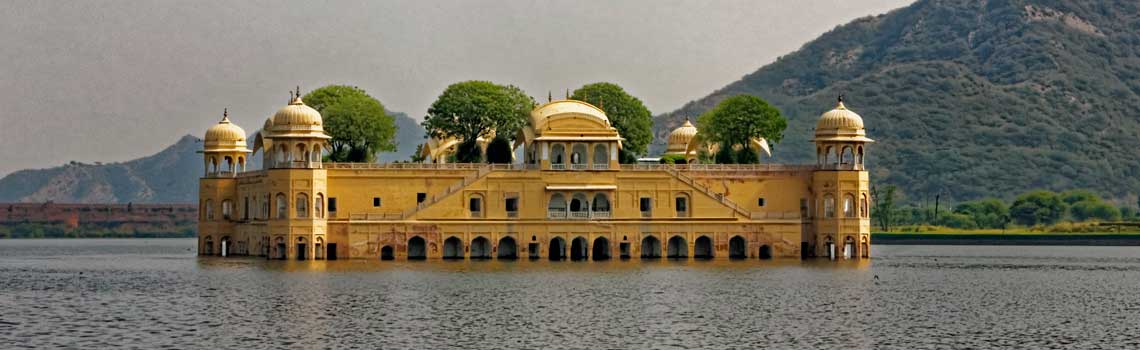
[198,92,872,261]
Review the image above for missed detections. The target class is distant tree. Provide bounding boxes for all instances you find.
[872,185,898,231]
[422,81,535,162]
[1070,200,1121,222]
[1009,191,1067,226]
[953,198,1009,229]
[303,85,397,162]
[938,212,976,229]
[1060,189,1101,205]
[1121,207,1137,221]
[410,144,427,163]
[696,95,786,161]
[485,136,513,164]
[571,82,653,162]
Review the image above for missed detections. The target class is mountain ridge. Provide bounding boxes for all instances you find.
[652,0,1140,204]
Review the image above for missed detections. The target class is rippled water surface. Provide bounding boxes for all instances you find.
[2,239,1140,349]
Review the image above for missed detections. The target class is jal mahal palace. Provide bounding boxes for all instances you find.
[197,91,872,261]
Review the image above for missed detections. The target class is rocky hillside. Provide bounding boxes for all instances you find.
[654,0,1140,204]
[0,113,426,203]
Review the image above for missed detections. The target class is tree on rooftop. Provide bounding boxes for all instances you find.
[303,85,397,162]
[571,82,653,163]
[422,80,535,162]
[696,95,786,163]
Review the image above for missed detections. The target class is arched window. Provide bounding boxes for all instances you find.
[223,156,234,172]
[592,193,611,213]
[861,193,869,218]
[823,194,835,218]
[296,143,308,164]
[843,194,855,218]
[548,193,567,218]
[311,144,321,162]
[857,146,865,166]
[243,197,249,220]
[204,199,214,220]
[221,199,233,220]
[238,156,245,172]
[593,144,608,168]
[262,194,270,219]
[841,146,854,165]
[276,193,287,219]
[296,193,309,218]
[824,146,834,165]
[551,144,566,169]
[277,145,289,163]
[209,157,218,174]
[315,193,324,219]
[675,194,690,217]
[570,192,589,218]
[570,144,587,167]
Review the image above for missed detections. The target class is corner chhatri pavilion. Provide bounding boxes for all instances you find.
[198,91,872,261]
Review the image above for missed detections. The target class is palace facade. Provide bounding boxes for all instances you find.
[198,92,872,260]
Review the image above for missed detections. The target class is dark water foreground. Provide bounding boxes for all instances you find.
[1,240,1139,349]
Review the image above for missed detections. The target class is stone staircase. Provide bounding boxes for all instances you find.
[400,164,494,219]
[661,166,752,218]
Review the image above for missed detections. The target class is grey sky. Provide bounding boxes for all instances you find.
[0,0,912,175]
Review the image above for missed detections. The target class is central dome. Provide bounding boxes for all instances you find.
[529,99,609,130]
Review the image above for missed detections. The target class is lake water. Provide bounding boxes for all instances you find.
[1,239,1139,349]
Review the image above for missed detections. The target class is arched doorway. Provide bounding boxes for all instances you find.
[380,246,395,260]
[497,236,518,259]
[759,245,772,260]
[844,236,856,259]
[570,236,589,261]
[443,237,464,259]
[407,236,426,260]
[471,236,491,259]
[729,236,746,259]
[203,236,214,256]
[274,237,285,259]
[667,235,687,259]
[861,236,870,258]
[592,237,611,260]
[640,236,661,259]
[220,236,230,257]
[295,237,308,260]
[694,235,713,259]
[824,236,836,260]
[549,237,566,260]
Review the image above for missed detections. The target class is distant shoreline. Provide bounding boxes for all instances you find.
[873,233,1140,246]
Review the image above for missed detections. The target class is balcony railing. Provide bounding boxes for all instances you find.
[506,211,518,218]
[592,164,610,170]
[545,211,613,220]
[548,210,567,218]
[570,164,588,170]
[550,164,566,170]
[569,211,590,219]
[592,211,611,219]
[469,211,482,218]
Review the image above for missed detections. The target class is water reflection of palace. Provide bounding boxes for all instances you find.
[198,91,872,261]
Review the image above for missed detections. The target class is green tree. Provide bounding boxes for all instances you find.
[953,198,1009,229]
[410,144,427,162]
[715,143,736,164]
[871,185,898,231]
[658,154,687,164]
[1060,189,1101,205]
[735,146,759,164]
[1009,191,1067,226]
[485,136,513,164]
[1070,200,1122,222]
[696,95,786,163]
[303,85,397,162]
[422,81,535,162]
[571,82,653,161]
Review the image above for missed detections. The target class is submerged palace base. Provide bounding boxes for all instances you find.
[198,98,873,261]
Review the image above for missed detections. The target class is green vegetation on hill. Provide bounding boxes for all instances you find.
[654,0,1140,205]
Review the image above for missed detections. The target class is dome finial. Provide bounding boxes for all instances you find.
[836,94,847,110]
[565,89,570,99]
[221,108,229,122]
[548,91,552,102]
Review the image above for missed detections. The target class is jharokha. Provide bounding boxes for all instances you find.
[198,91,872,261]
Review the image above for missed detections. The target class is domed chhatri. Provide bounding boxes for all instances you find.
[666,119,697,154]
[269,87,330,140]
[813,96,873,143]
[203,109,250,152]
[528,99,610,130]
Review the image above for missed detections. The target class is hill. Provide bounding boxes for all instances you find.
[0,112,426,203]
[653,0,1140,205]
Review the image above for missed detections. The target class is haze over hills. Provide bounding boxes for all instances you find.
[0,113,426,203]
[654,0,1140,204]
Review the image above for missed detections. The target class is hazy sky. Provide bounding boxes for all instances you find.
[0,0,912,176]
